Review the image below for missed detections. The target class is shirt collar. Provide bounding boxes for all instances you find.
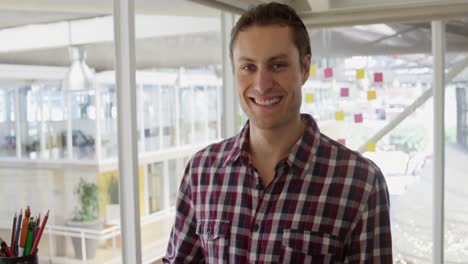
[223,114,321,174]
[286,114,321,176]
[224,121,251,167]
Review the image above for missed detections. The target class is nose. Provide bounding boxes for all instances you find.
[254,68,273,94]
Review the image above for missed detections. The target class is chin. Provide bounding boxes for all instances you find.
[249,118,283,130]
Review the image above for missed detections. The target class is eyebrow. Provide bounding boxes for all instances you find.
[237,53,290,63]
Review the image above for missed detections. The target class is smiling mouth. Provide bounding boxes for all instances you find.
[250,96,282,106]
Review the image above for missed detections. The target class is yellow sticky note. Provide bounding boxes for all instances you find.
[356,69,365,79]
[309,65,316,77]
[335,111,345,121]
[305,93,314,103]
[367,90,377,100]
[237,114,243,126]
[366,142,376,152]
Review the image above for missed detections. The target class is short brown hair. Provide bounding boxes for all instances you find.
[229,2,311,65]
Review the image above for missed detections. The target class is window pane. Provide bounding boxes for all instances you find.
[99,84,118,160]
[70,90,96,160]
[134,0,223,261]
[303,23,435,262]
[445,18,468,263]
[0,7,122,263]
[0,87,16,157]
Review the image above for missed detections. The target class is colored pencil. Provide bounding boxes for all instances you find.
[14,208,22,256]
[36,213,41,227]
[10,212,16,253]
[30,210,49,255]
[23,220,35,256]
[18,206,31,256]
[33,225,39,246]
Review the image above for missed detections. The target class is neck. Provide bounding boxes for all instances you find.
[249,115,305,162]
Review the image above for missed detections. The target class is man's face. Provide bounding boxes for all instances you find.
[232,25,310,131]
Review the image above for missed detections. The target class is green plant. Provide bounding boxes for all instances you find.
[107,176,119,204]
[73,178,99,222]
[389,123,428,175]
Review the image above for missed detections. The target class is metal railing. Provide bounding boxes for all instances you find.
[42,208,175,263]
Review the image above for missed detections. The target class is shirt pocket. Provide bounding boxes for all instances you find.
[196,219,230,263]
[279,229,343,264]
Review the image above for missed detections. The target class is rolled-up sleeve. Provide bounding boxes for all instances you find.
[163,165,204,263]
[344,171,393,263]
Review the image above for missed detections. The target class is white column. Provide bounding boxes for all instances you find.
[158,85,163,149]
[142,162,149,215]
[203,86,209,142]
[113,0,142,263]
[432,20,445,264]
[161,160,170,210]
[216,84,222,139]
[15,87,21,158]
[221,12,238,138]
[190,85,195,142]
[175,74,181,146]
[95,82,102,161]
[66,93,73,159]
[38,85,46,157]
[138,84,145,153]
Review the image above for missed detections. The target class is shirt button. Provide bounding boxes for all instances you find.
[256,184,262,190]
[253,223,260,232]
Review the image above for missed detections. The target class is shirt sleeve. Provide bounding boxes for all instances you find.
[163,164,205,263]
[344,170,393,263]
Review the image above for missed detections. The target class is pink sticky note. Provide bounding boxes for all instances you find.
[354,113,363,123]
[340,87,349,97]
[337,139,346,145]
[374,72,383,83]
[324,68,333,78]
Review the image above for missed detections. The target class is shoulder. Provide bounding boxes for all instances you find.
[317,133,384,188]
[188,135,238,170]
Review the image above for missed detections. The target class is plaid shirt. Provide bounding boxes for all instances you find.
[164,114,392,263]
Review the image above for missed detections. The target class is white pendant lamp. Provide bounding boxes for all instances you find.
[63,46,95,92]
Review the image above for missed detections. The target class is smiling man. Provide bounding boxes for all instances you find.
[164,3,392,263]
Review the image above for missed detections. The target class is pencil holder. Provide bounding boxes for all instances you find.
[0,253,38,264]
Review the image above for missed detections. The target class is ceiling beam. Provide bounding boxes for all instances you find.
[410,22,468,38]
[365,25,420,46]
[300,0,468,28]
[0,0,113,14]
[0,15,219,53]
[0,0,219,16]
[186,0,260,14]
[306,0,329,12]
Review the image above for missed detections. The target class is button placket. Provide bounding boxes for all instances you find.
[253,223,260,232]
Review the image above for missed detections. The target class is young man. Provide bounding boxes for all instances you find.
[164,3,392,263]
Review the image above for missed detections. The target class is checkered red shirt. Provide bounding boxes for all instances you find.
[164,114,392,263]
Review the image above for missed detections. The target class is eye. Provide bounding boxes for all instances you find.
[272,62,287,70]
[241,64,255,72]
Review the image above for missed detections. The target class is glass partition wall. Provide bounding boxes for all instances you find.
[0,7,123,264]
[0,86,17,157]
[300,23,433,262]
[443,18,468,263]
[0,1,466,263]
[300,19,468,263]
[133,1,223,261]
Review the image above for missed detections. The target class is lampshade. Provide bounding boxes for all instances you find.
[63,46,95,92]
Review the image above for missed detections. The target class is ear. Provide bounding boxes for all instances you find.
[301,54,311,84]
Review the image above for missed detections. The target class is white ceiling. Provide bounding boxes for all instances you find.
[0,0,467,73]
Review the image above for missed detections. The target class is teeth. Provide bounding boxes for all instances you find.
[255,97,281,106]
